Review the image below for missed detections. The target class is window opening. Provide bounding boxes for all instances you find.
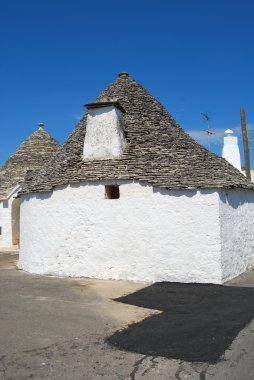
[105,185,120,199]
[3,201,8,208]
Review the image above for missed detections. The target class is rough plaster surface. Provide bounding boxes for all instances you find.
[0,187,20,247]
[83,106,126,159]
[219,189,254,282]
[222,134,241,171]
[19,182,222,283]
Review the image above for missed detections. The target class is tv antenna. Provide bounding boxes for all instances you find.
[201,112,215,150]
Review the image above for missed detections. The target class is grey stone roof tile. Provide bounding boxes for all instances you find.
[0,128,60,199]
[20,74,254,194]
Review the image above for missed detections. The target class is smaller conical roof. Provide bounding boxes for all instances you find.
[0,127,60,199]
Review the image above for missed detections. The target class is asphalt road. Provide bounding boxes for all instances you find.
[1,251,254,380]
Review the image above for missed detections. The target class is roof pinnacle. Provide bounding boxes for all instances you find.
[38,122,44,130]
[225,128,233,135]
[118,72,129,78]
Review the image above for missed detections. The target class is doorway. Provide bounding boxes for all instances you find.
[12,198,21,246]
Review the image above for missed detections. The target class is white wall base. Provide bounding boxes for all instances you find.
[219,189,254,282]
[19,182,223,283]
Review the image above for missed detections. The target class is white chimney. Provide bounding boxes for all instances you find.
[222,129,242,171]
[83,101,126,160]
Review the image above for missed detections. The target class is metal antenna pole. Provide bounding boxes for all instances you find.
[207,119,211,150]
[201,113,214,150]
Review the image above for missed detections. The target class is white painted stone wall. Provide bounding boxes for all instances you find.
[19,182,222,283]
[219,189,254,282]
[222,130,242,172]
[0,200,12,247]
[0,187,20,248]
[83,106,126,159]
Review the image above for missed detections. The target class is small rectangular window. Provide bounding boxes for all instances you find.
[0,227,2,235]
[105,185,120,199]
[3,201,8,208]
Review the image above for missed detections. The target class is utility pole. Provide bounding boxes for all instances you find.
[240,106,251,179]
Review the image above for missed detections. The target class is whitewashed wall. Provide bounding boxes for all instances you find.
[83,106,126,159]
[219,189,254,282]
[222,133,242,171]
[0,187,19,247]
[19,182,222,283]
[0,200,12,247]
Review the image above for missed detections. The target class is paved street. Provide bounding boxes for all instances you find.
[1,251,254,380]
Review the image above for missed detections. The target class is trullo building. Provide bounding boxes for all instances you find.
[0,126,60,247]
[18,73,254,284]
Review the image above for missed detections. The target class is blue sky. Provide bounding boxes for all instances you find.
[1,0,254,168]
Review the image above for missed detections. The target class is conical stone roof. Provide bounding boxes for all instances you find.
[0,127,60,199]
[21,74,254,195]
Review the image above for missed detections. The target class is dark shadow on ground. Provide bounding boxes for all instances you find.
[107,282,254,363]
